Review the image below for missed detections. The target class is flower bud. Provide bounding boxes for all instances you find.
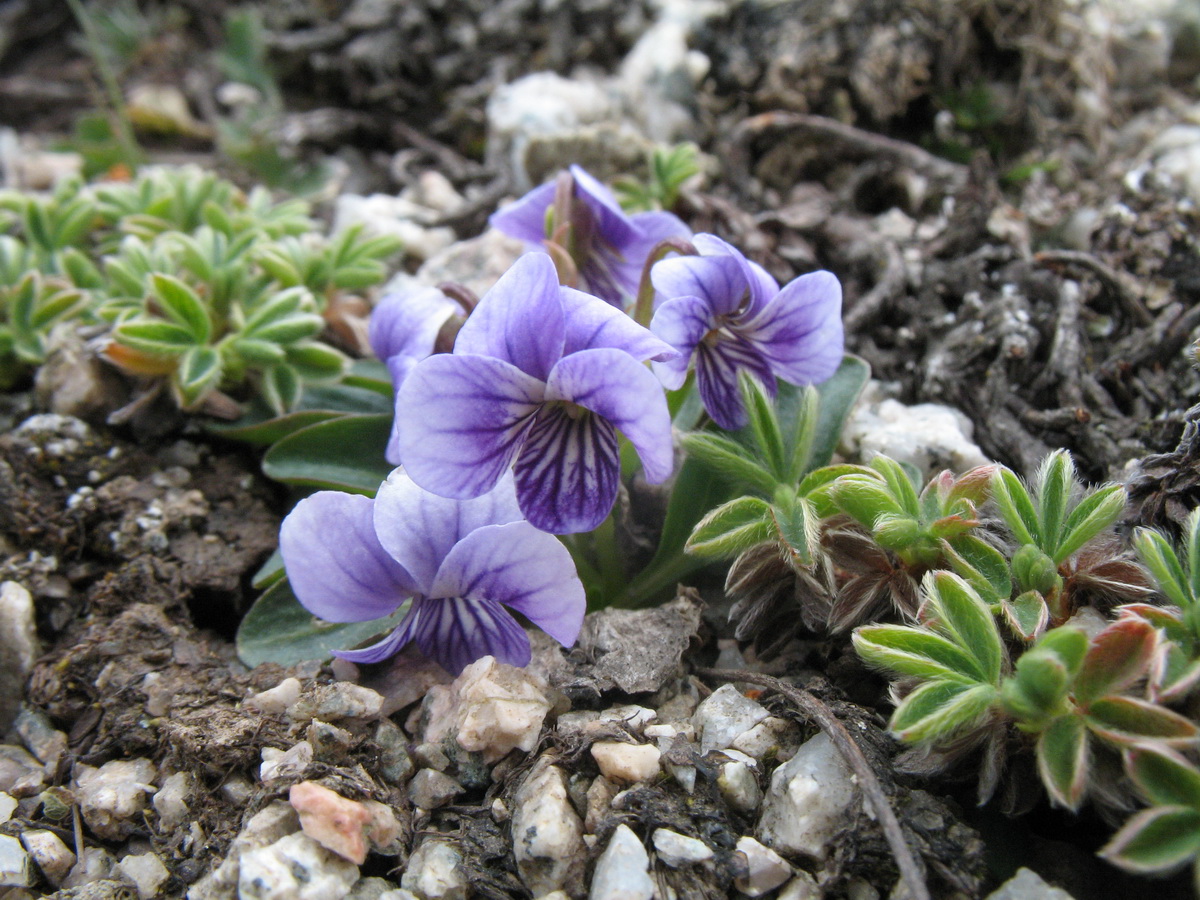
[1012,544,1062,596]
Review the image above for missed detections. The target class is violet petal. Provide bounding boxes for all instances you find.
[488,181,556,245]
[695,334,776,431]
[368,285,457,368]
[280,492,415,622]
[559,286,678,362]
[651,253,746,317]
[452,253,565,381]
[692,233,779,317]
[649,294,714,390]
[373,468,524,595]
[546,347,674,483]
[430,521,585,648]
[513,403,621,534]
[743,270,845,385]
[396,353,545,499]
[331,612,420,664]
[410,594,532,674]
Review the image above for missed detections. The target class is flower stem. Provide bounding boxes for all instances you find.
[631,237,697,327]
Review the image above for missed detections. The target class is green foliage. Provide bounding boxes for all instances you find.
[0,165,399,414]
[615,143,702,213]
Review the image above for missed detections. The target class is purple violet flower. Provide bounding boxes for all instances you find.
[650,233,844,430]
[370,284,470,464]
[279,468,585,675]
[395,252,678,535]
[490,164,691,308]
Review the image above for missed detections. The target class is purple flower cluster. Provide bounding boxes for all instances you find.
[282,165,844,673]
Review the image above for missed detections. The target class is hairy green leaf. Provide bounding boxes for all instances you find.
[150,273,211,342]
[923,570,1004,684]
[1074,618,1157,705]
[1101,806,1200,875]
[1125,744,1200,809]
[681,431,778,497]
[890,680,996,744]
[992,467,1040,547]
[1085,697,1199,747]
[686,496,774,559]
[1056,484,1126,562]
[853,625,986,682]
[1037,714,1089,810]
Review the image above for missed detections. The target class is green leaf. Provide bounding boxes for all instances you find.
[110,320,196,356]
[1085,697,1199,747]
[784,384,819,484]
[251,549,286,590]
[686,496,774,559]
[1126,744,1200,809]
[853,625,987,682]
[1002,653,1072,724]
[1001,590,1049,642]
[1037,714,1089,810]
[173,346,223,409]
[236,577,410,667]
[681,432,778,497]
[1074,618,1156,704]
[261,363,302,416]
[992,467,1040,547]
[286,341,348,381]
[872,455,922,518]
[232,337,287,366]
[1056,484,1126,562]
[890,680,996,744]
[943,533,1012,602]
[768,493,817,568]
[150,273,211,343]
[923,570,1004,684]
[831,473,901,530]
[1101,806,1200,875]
[873,514,924,553]
[1134,527,1191,608]
[808,354,870,468]
[205,382,393,445]
[1188,507,1200,605]
[739,371,787,478]
[1036,450,1074,554]
[342,357,393,395]
[261,413,393,493]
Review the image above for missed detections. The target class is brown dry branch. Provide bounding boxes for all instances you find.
[694,667,932,900]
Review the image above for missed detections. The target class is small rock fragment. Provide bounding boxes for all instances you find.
[0,746,42,794]
[0,792,16,822]
[734,836,792,897]
[362,800,403,855]
[0,582,38,734]
[778,870,822,900]
[238,832,359,900]
[115,851,171,899]
[585,775,618,834]
[260,741,314,783]
[693,684,771,754]
[422,656,552,763]
[13,706,67,773]
[407,769,464,810]
[590,742,662,784]
[0,834,32,887]
[590,824,653,900]
[652,828,713,867]
[757,732,859,861]
[288,683,384,724]
[399,840,469,900]
[62,846,115,889]
[245,678,303,715]
[153,771,193,831]
[75,758,157,841]
[373,720,415,785]
[289,781,373,864]
[717,759,762,815]
[20,829,75,886]
[986,867,1077,900]
[185,801,299,899]
[511,760,586,897]
[731,716,800,761]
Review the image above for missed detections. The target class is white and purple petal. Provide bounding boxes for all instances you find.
[742,270,844,386]
[372,468,524,595]
[692,233,779,317]
[452,253,566,380]
[695,334,776,431]
[280,492,416,623]
[409,594,532,674]
[331,610,420,665]
[546,347,675,484]
[559,286,678,362]
[488,181,556,245]
[650,253,746,317]
[396,353,544,499]
[649,295,715,389]
[513,404,621,534]
[430,520,585,648]
[368,285,459,381]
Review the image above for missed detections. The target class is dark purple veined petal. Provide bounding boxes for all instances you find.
[559,286,678,362]
[368,285,458,368]
[546,347,674,484]
[332,610,421,665]
[396,353,545,499]
[488,181,557,245]
[410,594,532,674]
[649,294,714,390]
[452,253,565,381]
[742,269,844,386]
[694,332,776,430]
[280,492,416,622]
[373,468,524,595]
[692,233,779,318]
[430,521,585,648]
[650,253,746,317]
[513,402,621,534]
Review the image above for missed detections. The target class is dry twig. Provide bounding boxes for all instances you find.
[695,666,931,900]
